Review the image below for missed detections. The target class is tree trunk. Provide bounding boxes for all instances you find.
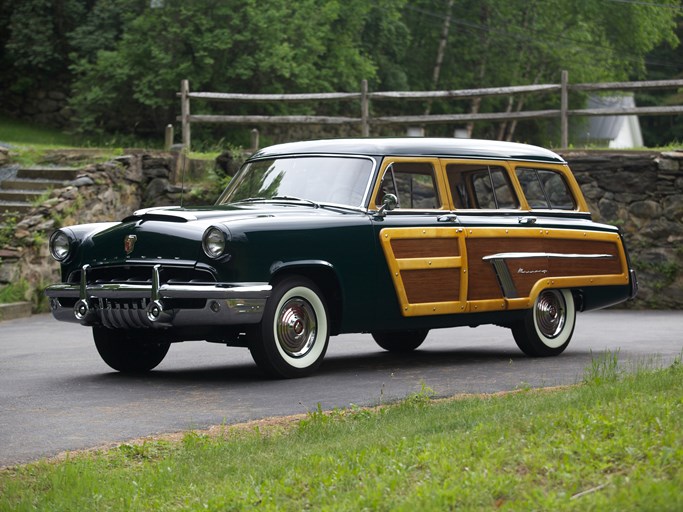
[425,0,455,117]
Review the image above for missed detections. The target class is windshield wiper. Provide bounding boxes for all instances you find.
[271,196,320,208]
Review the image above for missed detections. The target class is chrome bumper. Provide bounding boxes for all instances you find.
[45,264,271,328]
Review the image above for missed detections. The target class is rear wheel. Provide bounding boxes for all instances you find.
[371,329,429,352]
[93,327,170,373]
[249,276,330,378]
[512,289,575,357]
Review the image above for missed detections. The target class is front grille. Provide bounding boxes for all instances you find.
[94,298,151,329]
[91,297,208,329]
[67,265,216,286]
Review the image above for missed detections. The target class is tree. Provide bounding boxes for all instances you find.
[67,0,407,139]
[399,0,681,142]
[0,0,679,146]
[0,0,84,92]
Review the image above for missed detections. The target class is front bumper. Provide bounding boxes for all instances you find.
[45,264,271,329]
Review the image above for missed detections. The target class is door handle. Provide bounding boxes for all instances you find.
[437,214,458,223]
[518,216,537,225]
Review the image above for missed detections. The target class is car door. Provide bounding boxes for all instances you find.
[441,159,527,314]
[371,157,469,318]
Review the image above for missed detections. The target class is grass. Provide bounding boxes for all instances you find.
[0,115,76,149]
[0,356,681,511]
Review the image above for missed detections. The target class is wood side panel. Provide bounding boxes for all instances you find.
[402,269,460,303]
[469,237,624,298]
[466,238,544,300]
[391,238,460,258]
[505,258,550,296]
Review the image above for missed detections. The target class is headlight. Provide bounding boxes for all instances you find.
[49,230,72,262]
[202,226,229,259]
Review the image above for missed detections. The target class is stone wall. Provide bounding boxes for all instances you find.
[562,150,683,308]
[0,153,183,308]
[1,89,72,128]
[0,150,681,311]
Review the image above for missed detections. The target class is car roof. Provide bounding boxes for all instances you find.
[248,138,566,164]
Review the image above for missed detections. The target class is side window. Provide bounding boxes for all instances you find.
[516,168,575,210]
[446,164,519,209]
[377,162,439,209]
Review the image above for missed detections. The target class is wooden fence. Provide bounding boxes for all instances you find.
[177,71,683,151]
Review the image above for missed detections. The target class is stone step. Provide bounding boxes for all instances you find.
[0,201,33,215]
[16,167,80,181]
[0,178,67,191]
[0,302,33,322]
[0,190,45,202]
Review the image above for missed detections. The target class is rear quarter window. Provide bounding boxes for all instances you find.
[515,168,576,210]
[446,164,519,209]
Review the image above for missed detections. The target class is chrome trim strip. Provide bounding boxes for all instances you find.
[46,282,272,300]
[132,207,198,221]
[490,259,518,298]
[483,252,614,261]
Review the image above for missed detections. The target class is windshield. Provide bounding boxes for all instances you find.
[217,156,375,208]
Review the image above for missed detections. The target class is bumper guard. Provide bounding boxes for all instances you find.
[45,264,271,328]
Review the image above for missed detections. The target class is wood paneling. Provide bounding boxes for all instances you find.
[466,238,543,300]
[391,238,460,258]
[466,236,624,300]
[402,268,460,303]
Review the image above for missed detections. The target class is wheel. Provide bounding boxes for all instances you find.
[249,276,330,378]
[371,329,428,352]
[512,289,576,357]
[93,327,170,373]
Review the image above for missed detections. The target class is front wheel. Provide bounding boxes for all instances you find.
[371,329,429,352]
[93,327,170,373]
[511,289,576,357]
[249,276,330,378]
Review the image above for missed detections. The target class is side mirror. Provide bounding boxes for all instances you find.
[375,193,398,217]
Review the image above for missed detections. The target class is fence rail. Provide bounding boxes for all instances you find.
[177,71,683,151]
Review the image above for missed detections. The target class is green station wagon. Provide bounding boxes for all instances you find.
[46,138,638,378]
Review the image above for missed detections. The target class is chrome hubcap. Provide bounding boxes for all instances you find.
[535,290,566,339]
[277,298,317,357]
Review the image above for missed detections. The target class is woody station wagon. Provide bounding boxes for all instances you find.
[45,138,638,378]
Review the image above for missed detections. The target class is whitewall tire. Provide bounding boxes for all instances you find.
[512,289,576,357]
[250,276,330,378]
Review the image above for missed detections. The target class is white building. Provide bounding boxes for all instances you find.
[582,95,644,149]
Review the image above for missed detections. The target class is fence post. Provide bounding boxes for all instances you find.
[181,79,191,151]
[361,79,369,137]
[164,124,174,151]
[560,70,568,148]
[251,128,260,152]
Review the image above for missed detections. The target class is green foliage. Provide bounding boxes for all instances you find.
[633,257,680,292]
[583,350,621,385]
[0,0,681,146]
[0,214,17,247]
[65,0,405,137]
[0,279,29,304]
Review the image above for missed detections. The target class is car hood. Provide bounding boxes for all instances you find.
[72,204,357,268]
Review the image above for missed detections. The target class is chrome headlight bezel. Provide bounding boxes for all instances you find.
[202,226,230,259]
[49,229,73,262]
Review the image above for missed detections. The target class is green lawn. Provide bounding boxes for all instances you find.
[0,115,77,148]
[1,356,681,511]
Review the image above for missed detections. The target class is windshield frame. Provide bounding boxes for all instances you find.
[216,154,378,209]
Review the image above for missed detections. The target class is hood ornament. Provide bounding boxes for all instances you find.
[124,234,137,255]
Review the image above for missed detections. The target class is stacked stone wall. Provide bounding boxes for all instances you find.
[562,150,683,308]
[1,89,72,128]
[0,153,183,308]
